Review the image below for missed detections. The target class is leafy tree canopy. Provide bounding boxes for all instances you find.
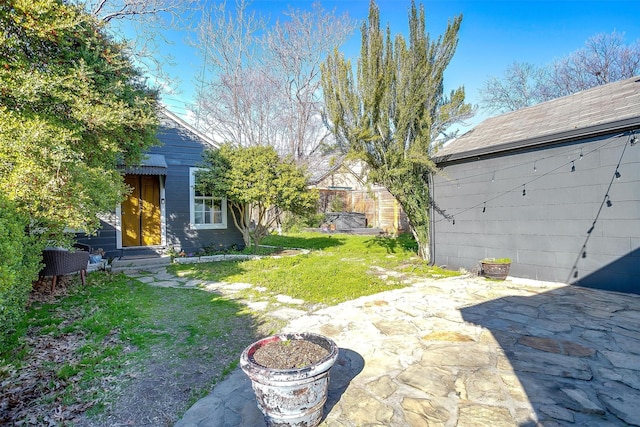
[321,0,473,260]
[0,0,159,243]
[196,144,318,249]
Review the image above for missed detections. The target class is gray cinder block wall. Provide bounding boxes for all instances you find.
[432,131,640,294]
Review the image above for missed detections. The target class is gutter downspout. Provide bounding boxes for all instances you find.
[429,172,436,266]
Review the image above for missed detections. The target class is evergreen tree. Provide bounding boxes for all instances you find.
[0,0,158,243]
[321,0,472,260]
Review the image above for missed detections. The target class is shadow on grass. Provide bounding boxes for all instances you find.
[365,233,418,254]
[168,258,250,282]
[261,234,345,251]
[1,272,268,426]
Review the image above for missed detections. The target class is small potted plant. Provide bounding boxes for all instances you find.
[481,257,511,280]
[240,332,339,426]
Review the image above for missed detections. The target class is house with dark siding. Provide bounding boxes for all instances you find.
[432,76,640,294]
[76,109,244,259]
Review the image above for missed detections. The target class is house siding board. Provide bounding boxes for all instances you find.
[75,214,117,258]
[433,130,640,293]
[75,219,118,258]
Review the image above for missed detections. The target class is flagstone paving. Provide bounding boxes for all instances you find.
[125,268,640,426]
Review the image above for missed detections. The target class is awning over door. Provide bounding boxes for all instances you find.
[118,154,167,175]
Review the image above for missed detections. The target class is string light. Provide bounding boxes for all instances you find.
[446,135,620,188]
[482,202,486,213]
[631,132,637,146]
[565,134,630,284]
[434,132,629,226]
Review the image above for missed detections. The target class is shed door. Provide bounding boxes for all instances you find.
[122,175,161,246]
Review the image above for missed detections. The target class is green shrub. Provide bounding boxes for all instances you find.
[0,196,42,347]
[481,257,511,264]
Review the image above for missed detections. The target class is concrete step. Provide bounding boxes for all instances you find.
[111,256,172,272]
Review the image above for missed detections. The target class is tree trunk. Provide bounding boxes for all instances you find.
[412,225,431,262]
[251,223,270,250]
[385,174,432,262]
[241,228,252,249]
[230,203,252,249]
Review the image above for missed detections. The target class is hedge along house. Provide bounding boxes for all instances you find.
[432,76,640,294]
[76,109,244,259]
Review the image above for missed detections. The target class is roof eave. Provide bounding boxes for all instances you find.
[434,117,640,164]
[159,107,220,149]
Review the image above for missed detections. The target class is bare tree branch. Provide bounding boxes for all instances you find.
[73,0,199,94]
[479,61,542,114]
[481,31,640,113]
[263,3,356,162]
[194,0,355,163]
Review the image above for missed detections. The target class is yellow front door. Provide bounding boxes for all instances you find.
[122,175,161,247]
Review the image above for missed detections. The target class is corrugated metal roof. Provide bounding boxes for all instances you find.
[119,154,167,175]
[435,76,640,162]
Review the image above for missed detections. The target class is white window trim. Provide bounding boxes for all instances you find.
[189,167,227,230]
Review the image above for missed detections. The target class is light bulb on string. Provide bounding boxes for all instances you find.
[579,148,583,159]
[571,161,576,172]
[482,202,486,213]
[631,133,637,146]
[522,184,526,196]
[533,161,537,172]
[574,270,579,278]
[615,170,621,179]
[606,195,612,207]
[452,217,455,225]
[582,249,587,258]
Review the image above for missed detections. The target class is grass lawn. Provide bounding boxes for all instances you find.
[0,232,458,425]
[169,232,459,305]
[0,273,259,425]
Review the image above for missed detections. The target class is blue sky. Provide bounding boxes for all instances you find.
[146,0,640,130]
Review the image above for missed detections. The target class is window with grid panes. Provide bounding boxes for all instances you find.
[189,167,227,229]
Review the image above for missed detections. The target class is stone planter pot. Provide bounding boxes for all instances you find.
[240,332,339,427]
[481,260,511,280]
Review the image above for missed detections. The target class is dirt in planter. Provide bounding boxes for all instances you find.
[252,340,329,369]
